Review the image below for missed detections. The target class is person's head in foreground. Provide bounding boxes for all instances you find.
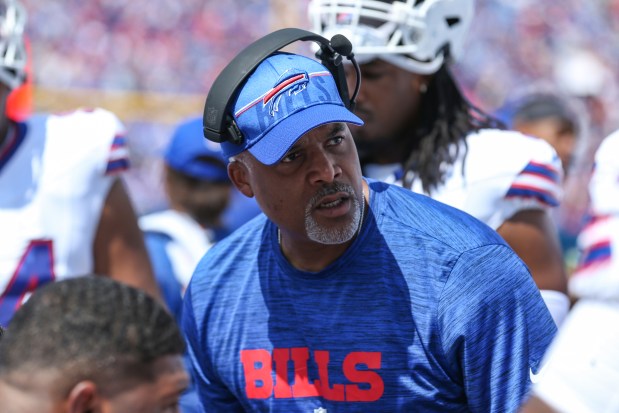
[0,276,189,413]
[221,52,364,269]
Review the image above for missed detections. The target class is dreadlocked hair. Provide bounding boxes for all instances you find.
[401,64,504,193]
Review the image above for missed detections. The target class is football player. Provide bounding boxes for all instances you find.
[0,0,161,326]
[309,0,569,325]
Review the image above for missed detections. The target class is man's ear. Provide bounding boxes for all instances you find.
[228,159,254,198]
[66,381,99,413]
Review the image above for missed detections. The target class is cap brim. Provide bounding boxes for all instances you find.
[247,104,363,165]
[178,162,230,182]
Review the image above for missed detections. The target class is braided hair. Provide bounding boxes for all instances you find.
[401,64,504,193]
[0,276,185,393]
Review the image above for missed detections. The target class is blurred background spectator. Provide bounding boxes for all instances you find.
[498,90,587,271]
[19,0,619,219]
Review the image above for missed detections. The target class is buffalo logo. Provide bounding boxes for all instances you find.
[263,70,309,116]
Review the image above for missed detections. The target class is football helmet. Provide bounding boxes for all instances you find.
[0,0,26,89]
[308,0,474,74]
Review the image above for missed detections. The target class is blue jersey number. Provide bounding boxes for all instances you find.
[0,240,55,326]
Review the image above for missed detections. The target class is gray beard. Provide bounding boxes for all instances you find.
[304,182,363,245]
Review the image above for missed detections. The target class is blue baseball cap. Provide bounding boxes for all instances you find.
[221,53,363,165]
[164,117,230,182]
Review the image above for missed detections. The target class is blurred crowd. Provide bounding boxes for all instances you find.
[19,0,619,215]
[22,0,270,93]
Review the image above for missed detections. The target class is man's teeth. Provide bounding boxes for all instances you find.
[320,198,343,208]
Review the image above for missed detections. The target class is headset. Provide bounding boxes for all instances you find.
[203,28,361,145]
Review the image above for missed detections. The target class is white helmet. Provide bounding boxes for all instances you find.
[0,0,26,89]
[308,0,474,74]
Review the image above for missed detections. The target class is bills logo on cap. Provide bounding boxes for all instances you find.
[263,70,309,117]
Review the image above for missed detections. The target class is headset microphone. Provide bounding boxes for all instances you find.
[328,34,361,111]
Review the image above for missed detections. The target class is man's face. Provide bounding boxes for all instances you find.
[166,163,232,228]
[345,59,426,162]
[232,123,365,245]
[0,355,189,413]
[514,117,576,174]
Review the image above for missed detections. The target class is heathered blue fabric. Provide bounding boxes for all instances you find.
[183,180,557,412]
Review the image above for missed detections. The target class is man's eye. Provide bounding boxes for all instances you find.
[281,151,301,163]
[327,136,344,146]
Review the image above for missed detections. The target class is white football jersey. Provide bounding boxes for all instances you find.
[393,129,563,230]
[139,209,215,289]
[0,108,129,325]
[588,130,619,216]
[570,131,619,301]
[531,300,619,413]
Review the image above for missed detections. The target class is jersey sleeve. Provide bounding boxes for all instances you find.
[104,132,130,176]
[570,215,619,300]
[438,243,557,413]
[44,108,130,226]
[499,136,563,224]
[182,279,246,413]
[89,108,130,177]
[589,130,619,215]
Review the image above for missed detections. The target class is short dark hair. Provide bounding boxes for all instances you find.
[0,276,185,394]
[512,93,578,133]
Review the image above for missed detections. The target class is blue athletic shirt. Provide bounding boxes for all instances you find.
[182,179,557,412]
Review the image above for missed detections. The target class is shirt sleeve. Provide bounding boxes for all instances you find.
[487,132,563,229]
[181,281,246,412]
[438,244,558,413]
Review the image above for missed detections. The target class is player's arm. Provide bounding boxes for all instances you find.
[498,210,567,292]
[94,178,163,302]
[497,139,570,325]
[519,396,557,413]
[498,210,569,324]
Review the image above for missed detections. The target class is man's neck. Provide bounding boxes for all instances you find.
[279,235,354,273]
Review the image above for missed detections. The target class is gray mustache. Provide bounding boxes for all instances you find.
[310,182,354,207]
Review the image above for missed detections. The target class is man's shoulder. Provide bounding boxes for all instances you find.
[370,180,505,250]
[31,108,128,179]
[30,108,124,151]
[465,129,560,177]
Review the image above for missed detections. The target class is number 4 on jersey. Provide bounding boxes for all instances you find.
[0,240,55,326]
